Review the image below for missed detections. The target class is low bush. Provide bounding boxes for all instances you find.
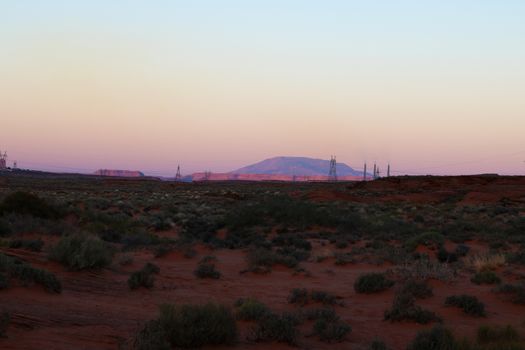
[369,339,388,350]
[445,295,485,317]
[194,256,221,279]
[128,263,160,290]
[288,288,309,305]
[253,312,299,345]
[9,239,44,252]
[471,271,501,285]
[406,326,456,350]
[311,290,339,305]
[405,232,444,252]
[288,288,340,306]
[437,248,458,263]
[354,273,394,294]
[135,303,237,348]
[302,307,339,322]
[477,324,519,344]
[313,318,351,343]
[455,244,470,257]
[0,273,8,289]
[496,284,525,305]
[385,292,441,324]
[234,298,270,321]
[0,192,62,219]
[247,248,298,272]
[0,219,11,236]
[467,254,506,271]
[0,312,9,338]
[49,233,113,270]
[0,253,61,293]
[400,279,433,299]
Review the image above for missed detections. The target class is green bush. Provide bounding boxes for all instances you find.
[0,192,61,219]
[0,253,61,293]
[0,312,9,338]
[194,256,221,279]
[9,239,44,252]
[0,273,8,289]
[437,248,458,263]
[407,326,456,350]
[128,263,160,290]
[471,271,501,285]
[400,279,433,299]
[136,303,237,348]
[313,318,351,343]
[445,295,485,317]
[247,248,298,272]
[497,284,525,304]
[288,288,309,305]
[253,312,299,345]
[49,233,113,270]
[477,325,519,344]
[385,292,441,324]
[234,298,270,321]
[369,339,389,350]
[354,273,394,294]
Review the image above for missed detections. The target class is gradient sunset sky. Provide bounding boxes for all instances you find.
[1,1,524,176]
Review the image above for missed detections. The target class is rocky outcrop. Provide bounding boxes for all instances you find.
[94,169,145,177]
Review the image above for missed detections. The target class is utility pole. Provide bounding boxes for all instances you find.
[387,164,390,177]
[373,163,377,180]
[363,163,367,181]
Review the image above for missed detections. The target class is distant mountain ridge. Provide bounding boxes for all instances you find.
[94,169,145,177]
[231,156,364,177]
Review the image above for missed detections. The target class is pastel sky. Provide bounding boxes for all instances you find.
[1,0,524,176]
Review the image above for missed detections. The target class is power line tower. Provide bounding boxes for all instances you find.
[387,164,390,177]
[363,163,367,181]
[0,150,7,170]
[373,163,377,180]
[328,155,337,181]
[204,170,211,181]
[175,165,181,181]
[13,161,17,170]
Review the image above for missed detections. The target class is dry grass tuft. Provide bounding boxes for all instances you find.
[467,253,506,271]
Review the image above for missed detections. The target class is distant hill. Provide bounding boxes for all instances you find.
[231,156,365,177]
[94,169,145,177]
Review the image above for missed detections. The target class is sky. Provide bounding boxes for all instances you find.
[1,0,524,176]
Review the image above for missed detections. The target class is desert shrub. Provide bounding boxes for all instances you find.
[302,307,339,322]
[393,259,455,281]
[313,318,351,343]
[49,233,113,270]
[406,326,456,350]
[471,271,501,285]
[455,244,470,257]
[0,253,61,293]
[311,290,339,305]
[117,253,134,266]
[369,339,389,350]
[128,263,160,290]
[9,239,44,252]
[272,234,312,251]
[234,298,270,321]
[0,219,11,236]
[136,303,237,348]
[400,279,433,299]
[437,248,458,263]
[0,273,8,289]
[194,256,221,279]
[335,252,355,265]
[385,292,441,324]
[477,325,519,344]
[0,312,9,338]
[154,245,173,258]
[288,288,309,305]
[247,248,298,272]
[496,284,525,305]
[445,295,485,317]
[354,273,394,294]
[0,192,62,219]
[253,312,299,345]
[405,232,444,252]
[508,251,525,265]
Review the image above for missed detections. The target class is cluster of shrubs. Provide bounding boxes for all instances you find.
[288,288,341,306]
[0,312,9,338]
[496,283,525,305]
[128,263,160,290]
[49,233,113,270]
[246,248,299,273]
[135,303,237,349]
[354,273,395,294]
[8,239,44,252]
[471,271,501,285]
[0,253,61,293]
[385,280,440,324]
[445,295,486,317]
[0,192,62,220]
[194,256,221,279]
[407,324,524,350]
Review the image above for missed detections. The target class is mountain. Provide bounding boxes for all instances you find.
[94,169,145,177]
[231,156,364,177]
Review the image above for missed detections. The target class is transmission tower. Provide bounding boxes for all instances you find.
[204,170,211,181]
[175,165,181,181]
[0,150,7,170]
[373,163,377,180]
[328,155,337,181]
[387,164,390,177]
[363,163,367,181]
[13,161,17,169]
